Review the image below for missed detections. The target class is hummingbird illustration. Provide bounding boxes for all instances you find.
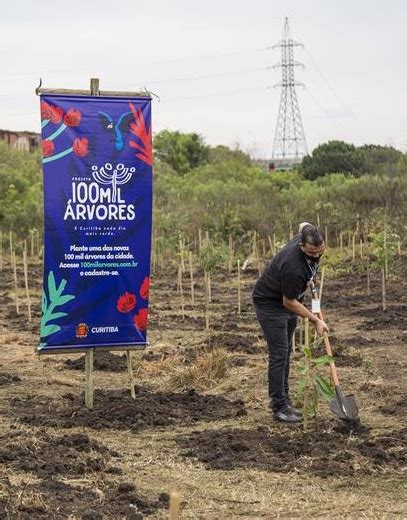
[98,111,134,151]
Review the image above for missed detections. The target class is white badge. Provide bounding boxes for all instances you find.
[312,298,321,313]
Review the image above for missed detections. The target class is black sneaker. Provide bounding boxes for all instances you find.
[273,407,302,423]
[286,404,303,417]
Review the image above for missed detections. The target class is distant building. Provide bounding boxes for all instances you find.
[0,129,40,152]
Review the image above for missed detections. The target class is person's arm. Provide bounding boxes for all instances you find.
[283,296,328,335]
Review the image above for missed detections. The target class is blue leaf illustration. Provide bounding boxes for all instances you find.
[40,270,76,346]
[42,324,61,338]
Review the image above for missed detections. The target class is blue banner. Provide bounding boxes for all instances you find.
[38,94,153,351]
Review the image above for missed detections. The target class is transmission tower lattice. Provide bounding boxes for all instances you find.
[271,17,308,162]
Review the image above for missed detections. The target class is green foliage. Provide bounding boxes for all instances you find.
[2,137,406,253]
[359,145,403,176]
[197,240,228,272]
[300,140,364,180]
[297,341,334,427]
[208,145,251,166]
[0,141,43,236]
[369,229,400,271]
[40,271,75,347]
[153,130,209,174]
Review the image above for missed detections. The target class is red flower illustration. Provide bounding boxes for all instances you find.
[116,292,137,313]
[73,138,89,157]
[134,308,148,331]
[64,109,82,127]
[49,105,64,124]
[41,101,52,120]
[128,102,153,166]
[140,276,150,300]
[41,140,54,157]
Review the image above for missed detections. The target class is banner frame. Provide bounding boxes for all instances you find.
[37,78,154,407]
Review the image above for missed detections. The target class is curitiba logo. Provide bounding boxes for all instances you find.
[64,162,136,221]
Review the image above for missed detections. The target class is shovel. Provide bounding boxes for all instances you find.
[310,281,359,421]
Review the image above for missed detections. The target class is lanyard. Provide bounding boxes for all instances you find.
[303,256,318,281]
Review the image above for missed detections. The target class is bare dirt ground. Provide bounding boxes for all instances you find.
[0,256,406,518]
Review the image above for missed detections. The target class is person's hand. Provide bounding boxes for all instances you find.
[314,318,329,336]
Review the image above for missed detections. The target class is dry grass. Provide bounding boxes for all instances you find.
[133,353,182,378]
[165,348,230,391]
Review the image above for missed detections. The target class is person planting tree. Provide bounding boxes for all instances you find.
[252,223,328,423]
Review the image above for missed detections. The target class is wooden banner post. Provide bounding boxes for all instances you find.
[127,351,136,399]
[85,349,94,410]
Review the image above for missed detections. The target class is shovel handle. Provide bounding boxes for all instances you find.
[309,281,341,387]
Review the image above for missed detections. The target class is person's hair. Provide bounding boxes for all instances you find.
[301,224,325,246]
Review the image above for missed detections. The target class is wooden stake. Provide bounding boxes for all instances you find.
[381,267,386,312]
[12,251,19,314]
[207,271,212,303]
[23,250,32,322]
[30,230,35,257]
[85,349,94,409]
[397,239,401,256]
[179,237,185,273]
[152,228,156,274]
[359,239,363,259]
[324,225,328,247]
[304,318,309,348]
[352,234,356,261]
[9,231,13,268]
[383,228,388,281]
[319,267,325,305]
[339,232,343,257]
[237,258,241,316]
[126,350,136,399]
[198,228,202,252]
[366,257,371,296]
[169,490,181,520]
[0,229,2,270]
[36,229,40,259]
[189,251,195,306]
[267,235,274,256]
[204,270,210,330]
[228,234,233,273]
[178,264,185,319]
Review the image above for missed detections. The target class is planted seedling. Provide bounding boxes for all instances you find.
[296,340,335,430]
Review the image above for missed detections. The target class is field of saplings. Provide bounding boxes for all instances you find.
[0,227,406,518]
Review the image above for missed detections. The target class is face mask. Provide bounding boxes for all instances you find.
[303,252,322,263]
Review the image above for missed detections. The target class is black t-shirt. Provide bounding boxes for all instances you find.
[252,234,318,310]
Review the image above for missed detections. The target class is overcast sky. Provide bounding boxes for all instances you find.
[1,0,406,158]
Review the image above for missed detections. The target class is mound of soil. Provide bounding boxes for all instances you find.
[11,478,168,519]
[0,430,120,478]
[378,399,407,416]
[358,305,407,331]
[64,351,127,372]
[0,372,21,385]
[11,387,246,431]
[313,343,364,368]
[331,334,374,348]
[207,332,261,354]
[178,425,406,477]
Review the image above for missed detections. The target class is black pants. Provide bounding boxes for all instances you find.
[254,304,298,411]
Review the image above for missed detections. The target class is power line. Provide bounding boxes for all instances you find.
[164,85,271,102]
[148,67,269,85]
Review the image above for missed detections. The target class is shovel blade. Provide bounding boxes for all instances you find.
[330,386,359,421]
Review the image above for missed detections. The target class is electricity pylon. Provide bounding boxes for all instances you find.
[271,17,308,162]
